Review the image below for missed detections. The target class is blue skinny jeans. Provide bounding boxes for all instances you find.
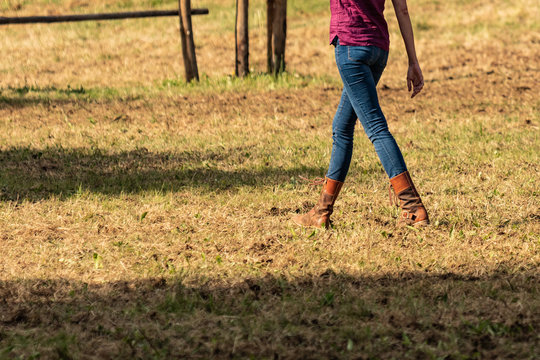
[326,39,407,182]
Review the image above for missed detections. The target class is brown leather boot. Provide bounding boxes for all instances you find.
[293,177,344,229]
[389,171,429,227]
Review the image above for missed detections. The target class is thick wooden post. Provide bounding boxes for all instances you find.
[266,0,274,73]
[267,0,286,75]
[235,0,249,77]
[272,0,286,75]
[178,0,199,82]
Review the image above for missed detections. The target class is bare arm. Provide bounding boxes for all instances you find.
[391,0,424,98]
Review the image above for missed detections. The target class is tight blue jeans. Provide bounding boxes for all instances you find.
[326,39,407,182]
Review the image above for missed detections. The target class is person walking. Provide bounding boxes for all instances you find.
[293,0,429,228]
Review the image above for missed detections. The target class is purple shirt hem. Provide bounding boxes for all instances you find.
[330,0,390,52]
[330,32,389,52]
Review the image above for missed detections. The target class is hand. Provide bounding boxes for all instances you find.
[407,62,424,98]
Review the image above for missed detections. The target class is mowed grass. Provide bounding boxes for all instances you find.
[0,0,539,358]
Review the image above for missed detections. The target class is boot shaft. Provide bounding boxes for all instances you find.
[389,171,429,226]
[293,177,343,229]
[316,177,344,216]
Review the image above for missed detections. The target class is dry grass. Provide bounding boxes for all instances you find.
[0,0,539,358]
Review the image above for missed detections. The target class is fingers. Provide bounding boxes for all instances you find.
[410,80,424,98]
[407,63,424,98]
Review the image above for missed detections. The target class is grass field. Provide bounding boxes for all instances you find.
[1,0,539,358]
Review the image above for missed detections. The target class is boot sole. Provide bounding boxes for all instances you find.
[413,220,429,228]
[291,217,327,229]
[397,219,430,228]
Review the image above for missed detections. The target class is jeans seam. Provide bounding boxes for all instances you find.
[336,45,343,73]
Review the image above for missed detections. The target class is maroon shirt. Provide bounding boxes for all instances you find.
[330,0,390,51]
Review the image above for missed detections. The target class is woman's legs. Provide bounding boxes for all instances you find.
[330,43,428,227]
[294,42,429,228]
[327,43,408,181]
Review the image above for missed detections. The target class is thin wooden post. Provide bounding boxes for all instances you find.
[266,0,274,73]
[235,0,249,77]
[272,0,287,75]
[178,0,199,82]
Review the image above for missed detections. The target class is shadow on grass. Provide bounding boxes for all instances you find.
[0,96,75,109]
[0,85,122,109]
[0,146,329,201]
[0,269,537,359]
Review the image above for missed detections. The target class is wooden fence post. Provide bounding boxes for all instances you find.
[267,0,286,75]
[273,0,286,75]
[235,0,249,77]
[178,0,199,82]
[267,0,274,73]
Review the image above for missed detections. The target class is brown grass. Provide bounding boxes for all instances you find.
[0,0,539,358]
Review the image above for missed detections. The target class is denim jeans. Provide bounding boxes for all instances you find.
[326,39,407,182]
